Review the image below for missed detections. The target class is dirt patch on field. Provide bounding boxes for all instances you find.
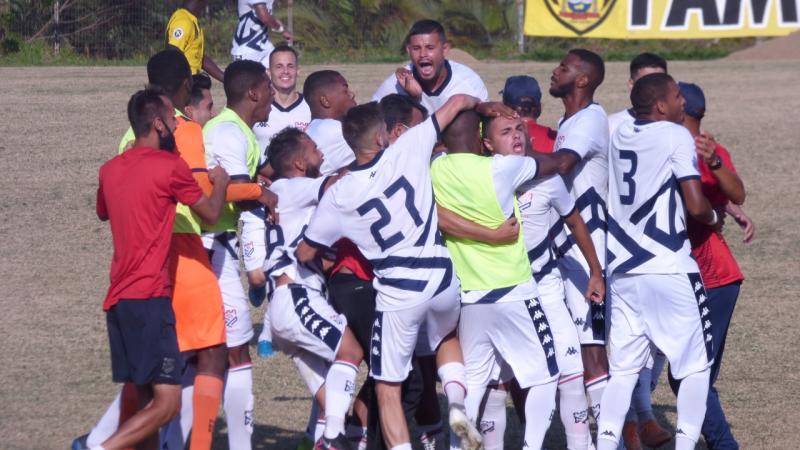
[727,31,800,60]
[446,47,480,65]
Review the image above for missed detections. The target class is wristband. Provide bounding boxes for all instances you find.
[708,209,719,227]
[708,155,723,170]
[273,24,285,33]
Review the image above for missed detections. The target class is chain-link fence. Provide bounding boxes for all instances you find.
[0,0,243,59]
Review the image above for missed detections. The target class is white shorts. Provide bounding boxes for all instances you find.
[369,280,460,382]
[202,231,253,347]
[561,266,606,345]
[269,284,347,362]
[232,41,274,69]
[537,273,584,377]
[607,272,714,380]
[459,299,560,389]
[239,212,266,273]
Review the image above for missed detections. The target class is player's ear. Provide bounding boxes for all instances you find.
[627,78,634,91]
[482,137,496,155]
[320,94,331,109]
[442,40,451,56]
[576,73,589,89]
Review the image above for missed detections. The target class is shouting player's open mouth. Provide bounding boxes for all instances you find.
[417,60,436,78]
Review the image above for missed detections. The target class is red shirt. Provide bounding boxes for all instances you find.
[331,239,374,281]
[97,147,203,310]
[526,120,557,153]
[687,143,744,289]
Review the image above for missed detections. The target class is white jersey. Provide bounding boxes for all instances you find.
[517,175,576,280]
[607,108,636,137]
[607,119,701,275]
[553,103,609,272]
[304,117,451,312]
[371,60,489,113]
[254,95,312,163]
[305,118,355,175]
[265,176,329,292]
[231,0,274,62]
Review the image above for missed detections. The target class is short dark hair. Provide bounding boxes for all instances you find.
[127,88,168,138]
[224,60,268,104]
[568,48,605,88]
[267,127,307,179]
[147,49,192,97]
[269,44,299,65]
[188,73,212,106]
[404,19,447,45]
[379,94,428,131]
[342,102,384,150]
[631,72,675,117]
[302,70,343,102]
[630,52,668,79]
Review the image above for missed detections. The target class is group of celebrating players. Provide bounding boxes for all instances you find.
[80,8,753,450]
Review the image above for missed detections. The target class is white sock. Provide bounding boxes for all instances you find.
[89,446,107,450]
[585,374,609,421]
[675,369,710,450]
[633,368,655,422]
[86,391,121,447]
[224,365,254,450]
[323,360,359,439]
[596,373,638,450]
[259,311,273,342]
[650,350,667,391]
[522,381,557,449]
[559,375,589,450]
[390,444,412,450]
[480,388,507,450]
[462,384,487,450]
[438,362,467,407]
[314,418,327,443]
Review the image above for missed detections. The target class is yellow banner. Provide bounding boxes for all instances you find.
[525,0,800,38]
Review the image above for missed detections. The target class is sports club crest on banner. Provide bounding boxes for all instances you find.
[544,0,618,35]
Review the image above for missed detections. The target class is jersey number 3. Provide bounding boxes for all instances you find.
[619,150,637,205]
[357,176,423,251]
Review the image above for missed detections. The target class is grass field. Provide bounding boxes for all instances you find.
[1,58,799,450]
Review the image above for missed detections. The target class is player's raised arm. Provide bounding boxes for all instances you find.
[252,3,292,40]
[432,94,481,131]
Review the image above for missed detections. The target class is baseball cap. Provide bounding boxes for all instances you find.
[501,75,542,108]
[678,81,705,119]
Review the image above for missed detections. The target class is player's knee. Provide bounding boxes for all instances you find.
[581,345,609,376]
[338,328,364,363]
[153,385,182,424]
[197,344,227,376]
[227,344,252,367]
[246,269,266,287]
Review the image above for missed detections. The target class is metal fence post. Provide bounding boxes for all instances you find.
[287,0,294,47]
[517,0,524,54]
[53,0,60,55]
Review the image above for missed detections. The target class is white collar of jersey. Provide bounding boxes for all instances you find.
[412,60,453,97]
[559,101,600,128]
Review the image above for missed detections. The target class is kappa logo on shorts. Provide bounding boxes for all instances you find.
[574,317,585,326]
[224,308,238,327]
[566,346,578,356]
[526,298,560,376]
[600,430,616,438]
[370,312,384,376]
[243,241,255,257]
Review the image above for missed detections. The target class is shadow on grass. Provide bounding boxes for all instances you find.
[211,420,306,450]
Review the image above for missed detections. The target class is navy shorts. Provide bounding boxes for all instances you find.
[106,297,183,385]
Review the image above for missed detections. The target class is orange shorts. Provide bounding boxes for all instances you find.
[169,233,226,352]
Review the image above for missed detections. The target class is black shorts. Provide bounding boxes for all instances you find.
[327,272,376,360]
[106,297,183,385]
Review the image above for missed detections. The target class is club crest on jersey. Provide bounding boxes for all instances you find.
[544,0,618,36]
[172,27,184,39]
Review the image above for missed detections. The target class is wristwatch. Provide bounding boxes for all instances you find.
[708,155,723,170]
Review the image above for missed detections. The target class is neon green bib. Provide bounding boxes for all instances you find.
[431,153,531,291]
[202,107,260,232]
[117,109,202,235]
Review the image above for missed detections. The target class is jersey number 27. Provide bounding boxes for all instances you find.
[357,176,423,252]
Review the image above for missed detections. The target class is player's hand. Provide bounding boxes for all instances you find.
[281,30,293,40]
[259,187,279,224]
[396,68,423,98]
[257,174,272,187]
[695,132,717,164]
[732,209,755,243]
[208,165,230,187]
[585,273,605,304]
[476,101,518,119]
[492,217,520,244]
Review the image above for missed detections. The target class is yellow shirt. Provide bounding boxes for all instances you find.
[165,8,204,74]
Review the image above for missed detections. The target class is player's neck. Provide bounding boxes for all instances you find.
[274,89,299,108]
[421,63,450,93]
[562,93,593,120]
[133,132,160,151]
[354,147,382,166]
[229,103,257,128]
[684,120,701,137]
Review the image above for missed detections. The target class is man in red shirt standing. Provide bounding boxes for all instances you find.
[500,75,557,153]
[94,89,229,450]
[671,81,753,450]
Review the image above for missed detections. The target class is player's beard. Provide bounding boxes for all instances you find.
[159,127,177,152]
[549,80,574,98]
[305,164,321,178]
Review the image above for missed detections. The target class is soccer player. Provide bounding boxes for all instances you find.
[231,0,292,67]
[547,48,611,429]
[94,88,229,450]
[202,59,275,450]
[500,75,557,153]
[296,96,484,450]
[371,19,488,111]
[599,72,719,450]
[606,52,672,450]
[304,70,357,175]
[185,73,215,126]
[671,81,748,450]
[478,114,605,450]
[261,127,369,449]
[166,0,225,81]
[431,109,597,450]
